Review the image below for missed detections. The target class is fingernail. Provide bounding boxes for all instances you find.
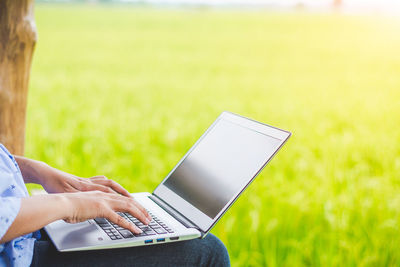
[136,227,143,234]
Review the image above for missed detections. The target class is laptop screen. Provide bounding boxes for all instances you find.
[153,112,290,232]
[163,119,281,219]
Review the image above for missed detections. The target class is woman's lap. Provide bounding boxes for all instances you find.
[30,232,230,267]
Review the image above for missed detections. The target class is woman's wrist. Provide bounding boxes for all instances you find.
[56,193,75,221]
[14,156,51,185]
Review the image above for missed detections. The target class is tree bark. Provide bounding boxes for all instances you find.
[0,0,37,155]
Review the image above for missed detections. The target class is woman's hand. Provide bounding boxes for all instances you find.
[1,191,152,243]
[15,156,131,197]
[63,191,151,234]
[42,172,132,198]
[12,156,152,234]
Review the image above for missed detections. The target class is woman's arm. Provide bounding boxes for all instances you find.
[0,190,151,244]
[14,156,131,197]
[1,194,70,243]
[1,156,152,244]
[13,156,46,184]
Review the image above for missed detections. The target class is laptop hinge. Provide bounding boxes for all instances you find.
[148,194,202,233]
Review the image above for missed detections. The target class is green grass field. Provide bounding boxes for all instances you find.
[26,5,400,266]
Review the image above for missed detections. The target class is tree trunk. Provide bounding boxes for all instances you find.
[0,0,37,155]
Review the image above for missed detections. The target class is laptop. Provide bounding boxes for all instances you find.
[44,111,291,251]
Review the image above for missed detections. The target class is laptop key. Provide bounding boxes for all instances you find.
[119,230,134,238]
[134,233,147,237]
[94,218,109,224]
[154,228,167,234]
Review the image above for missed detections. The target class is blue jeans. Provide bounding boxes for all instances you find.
[30,230,230,267]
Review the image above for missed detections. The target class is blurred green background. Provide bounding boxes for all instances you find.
[26,5,400,266]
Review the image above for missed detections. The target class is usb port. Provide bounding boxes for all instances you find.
[156,238,165,242]
[170,237,179,241]
[144,240,153,244]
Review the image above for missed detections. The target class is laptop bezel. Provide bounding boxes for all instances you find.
[153,111,291,233]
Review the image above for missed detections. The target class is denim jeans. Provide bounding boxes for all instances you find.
[30,230,230,267]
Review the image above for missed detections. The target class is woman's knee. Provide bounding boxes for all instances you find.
[198,234,230,267]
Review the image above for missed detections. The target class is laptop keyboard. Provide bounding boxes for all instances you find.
[94,211,174,240]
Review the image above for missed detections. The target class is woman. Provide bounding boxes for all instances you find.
[0,144,230,266]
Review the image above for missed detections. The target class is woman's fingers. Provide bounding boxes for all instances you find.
[78,180,117,195]
[76,176,133,200]
[110,195,151,224]
[89,178,132,198]
[103,209,142,234]
[64,191,152,233]
[89,175,108,181]
[131,198,152,221]
[105,195,151,232]
[75,177,125,197]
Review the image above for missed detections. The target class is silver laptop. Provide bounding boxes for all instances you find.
[45,111,291,251]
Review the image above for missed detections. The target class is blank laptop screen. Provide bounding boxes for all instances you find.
[163,118,282,219]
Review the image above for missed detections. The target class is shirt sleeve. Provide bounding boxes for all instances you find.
[0,197,21,240]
